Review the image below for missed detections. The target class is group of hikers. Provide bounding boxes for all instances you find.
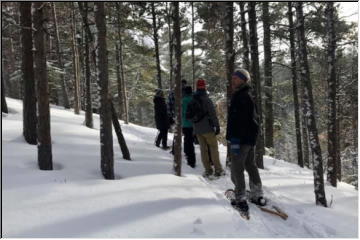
[153,69,267,212]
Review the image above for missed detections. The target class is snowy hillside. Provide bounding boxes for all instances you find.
[2,98,358,238]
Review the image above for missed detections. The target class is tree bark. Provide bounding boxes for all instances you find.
[152,2,162,89]
[172,2,182,176]
[166,3,174,91]
[325,2,338,187]
[224,2,234,167]
[20,2,37,145]
[51,2,70,109]
[262,2,274,149]
[71,3,81,115]
[80,2,93,128]
[2,66,9,113]
[248,2,264,169]
[110,100,131,160]
[191,2,195,89]
[288,2,304,168]
[295,2,327,207]
[95,2,114,180]
[239,2,250,70]
[33,2,53,170]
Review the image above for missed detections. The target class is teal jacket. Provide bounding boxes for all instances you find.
[182,95,193,128]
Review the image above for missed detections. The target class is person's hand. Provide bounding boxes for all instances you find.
[215,126,220,135]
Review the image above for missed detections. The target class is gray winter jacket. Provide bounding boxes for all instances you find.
[192,90,220,135]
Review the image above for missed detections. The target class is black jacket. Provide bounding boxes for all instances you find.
[154,96,170,130]
[226,83,259,146]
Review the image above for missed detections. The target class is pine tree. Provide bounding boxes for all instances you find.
[325,2,338,187]
[295,2,327,206]
[33,2,53,170]
[71,3,81,115]
[95,2,114,180]
[248,2,264,169]
[152,2,162,89]
[172,2,182,176]
[287,2,304,168]
[262,2,274,149]
[51,3,70,109]
[20,2,37,145]
[239,2,250,70]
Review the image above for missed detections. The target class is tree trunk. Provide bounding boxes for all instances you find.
[33,2,53,170]
[152,2,162,89]
[166,3,174,91]
[51,2,70,109]
[95,2,114,180]
[239,2,250,70]
[110,100,131,160]
[224,2,234,167]
[80,2,93,128]
[20,2,37,145]
[2,67,9,113]
[288,2,303,168]
[71,3,81,115]
[191,2,195,89]
[262,2,274,149]
[172,2,182,177]
[295,2,327,207]
[325,2,338,187]
[248,2,264,169]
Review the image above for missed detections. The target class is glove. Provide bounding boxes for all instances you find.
[215,126,220,135]
[230,138,241,155]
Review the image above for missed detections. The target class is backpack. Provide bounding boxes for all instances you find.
[186,96,208,123]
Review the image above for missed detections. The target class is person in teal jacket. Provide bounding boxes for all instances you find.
[182,86,196,168]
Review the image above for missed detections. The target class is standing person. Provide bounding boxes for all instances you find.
[154,89,170,150]
[182,86,196,168]
[187,78,224,178]
[226,69,266,213]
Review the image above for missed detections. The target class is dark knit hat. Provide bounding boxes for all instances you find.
[155,89,164,97]
[184,86,193,95]
[196,78,206,89]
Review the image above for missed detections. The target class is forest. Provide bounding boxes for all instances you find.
[1,2,358,205]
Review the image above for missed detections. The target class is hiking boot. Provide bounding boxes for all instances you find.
[202,169,213,178]
[231,199,249,212]
[161,146,170,150]
[214,170,225,177]
[250,196,267,206]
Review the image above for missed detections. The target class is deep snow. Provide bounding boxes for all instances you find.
[2,98,358,238]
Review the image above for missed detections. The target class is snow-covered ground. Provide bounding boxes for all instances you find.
[2,98,358,238]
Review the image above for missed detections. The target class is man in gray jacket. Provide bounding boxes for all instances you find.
[188,78,224,178]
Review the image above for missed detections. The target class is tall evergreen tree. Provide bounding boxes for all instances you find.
[71,3,81,115]
[20,2,37,145]
[2,62,8,114]
[95,2,114,180]
[248,2,264,169]
[51,3,70,109]
[295,2,327,206]
[325,2,338,187]
[287,2,304,168]
[239,2,250,70]
[172,1,182,176]
[33,2,53,170]
[78,2,93,128]
[152,2,162,89]
[262,2,274,149]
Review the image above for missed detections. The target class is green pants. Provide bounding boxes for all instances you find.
[197,132,223,173]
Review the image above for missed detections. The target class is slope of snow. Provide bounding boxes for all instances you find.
[2,98,358,238]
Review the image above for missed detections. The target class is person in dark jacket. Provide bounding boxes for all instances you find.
[226,69,266,212]
[189,78,224,178]
[154,89,170,149]
[182,86,196,168]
